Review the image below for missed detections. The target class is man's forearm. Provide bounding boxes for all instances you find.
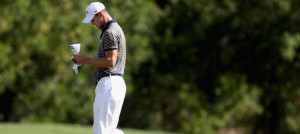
[74,50,118,68]
[84,57,115,68]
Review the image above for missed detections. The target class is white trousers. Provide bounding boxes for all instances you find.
[93,76,126,134]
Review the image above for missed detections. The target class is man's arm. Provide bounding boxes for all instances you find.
[73,50,118,68]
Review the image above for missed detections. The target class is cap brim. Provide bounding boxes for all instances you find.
[82,15,94,23]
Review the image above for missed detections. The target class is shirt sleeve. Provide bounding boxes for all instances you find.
[102,32,118,51]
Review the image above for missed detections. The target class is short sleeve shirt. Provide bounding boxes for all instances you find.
[94,19,126,80]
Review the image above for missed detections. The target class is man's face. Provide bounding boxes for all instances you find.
[91,13,104,29]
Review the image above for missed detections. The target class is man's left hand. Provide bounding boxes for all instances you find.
[73,54,86,64]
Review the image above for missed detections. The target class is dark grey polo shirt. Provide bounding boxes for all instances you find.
[94,19,126,80]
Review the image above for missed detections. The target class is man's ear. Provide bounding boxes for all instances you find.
[99,11,105,17]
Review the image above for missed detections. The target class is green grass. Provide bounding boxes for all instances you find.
[0,123,180,134]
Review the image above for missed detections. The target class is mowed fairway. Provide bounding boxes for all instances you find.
[0,123,181,134]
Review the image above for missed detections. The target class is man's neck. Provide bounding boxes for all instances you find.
[105,15,113,24]
[101,18,116,31]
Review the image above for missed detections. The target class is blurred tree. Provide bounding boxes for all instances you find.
[0,0,97,123]
[0,0,160,126]
[126,0,300,133]
[0,0,299,134]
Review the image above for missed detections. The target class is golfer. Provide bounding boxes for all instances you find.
[73,2,126,134]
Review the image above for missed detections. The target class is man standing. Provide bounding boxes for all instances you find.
[73,2,126,134]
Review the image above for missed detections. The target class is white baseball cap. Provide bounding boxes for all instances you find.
[82,2,105,23]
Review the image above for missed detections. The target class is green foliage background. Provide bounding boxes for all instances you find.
[0,0,299,134]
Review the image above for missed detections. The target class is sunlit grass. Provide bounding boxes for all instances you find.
[0,123,181,134]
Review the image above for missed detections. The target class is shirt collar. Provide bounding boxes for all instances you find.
[101,18,117,32]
